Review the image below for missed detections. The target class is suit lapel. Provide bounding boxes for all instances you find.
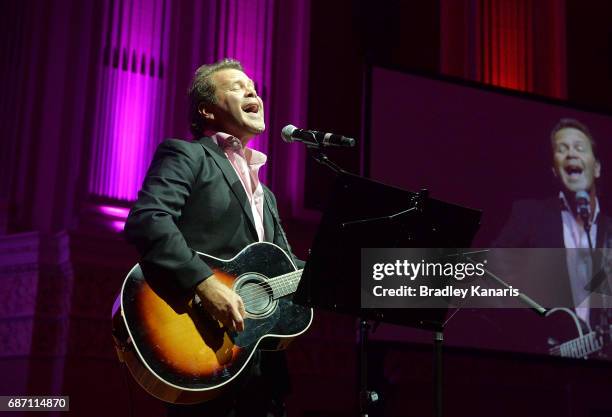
[262,188,276,243]
[544,196,610,248]
[596,215,611,248]
[540,197,565,247]
[197,137,258,239]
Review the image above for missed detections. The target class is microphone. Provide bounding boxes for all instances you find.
[281,124,355,148]
[575,190,591,231]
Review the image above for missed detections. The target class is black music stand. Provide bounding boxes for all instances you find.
[294,172,481,417]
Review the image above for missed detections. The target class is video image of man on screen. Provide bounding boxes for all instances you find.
[492,118,612,360]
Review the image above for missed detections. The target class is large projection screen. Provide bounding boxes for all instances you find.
[367,66,612,359]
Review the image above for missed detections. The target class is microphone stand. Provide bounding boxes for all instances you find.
[305,139,380,417]
[308,147,347,175]
[579,208,605,294]
[301,130,347,176]
[305,138,450,416]
[580,211,595,258]
[460,253,548,316]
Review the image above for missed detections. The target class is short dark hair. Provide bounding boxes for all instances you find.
[187,58,244,137]
[550,118,598,160]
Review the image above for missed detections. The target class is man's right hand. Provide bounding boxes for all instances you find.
[195,275,246,332]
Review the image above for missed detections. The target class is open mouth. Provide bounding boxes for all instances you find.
[564,165,584,178]
[242,103,259,114]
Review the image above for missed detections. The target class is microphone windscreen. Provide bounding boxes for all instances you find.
[575,190,590,202]
[575,191,591,217]
[281,124,297,143]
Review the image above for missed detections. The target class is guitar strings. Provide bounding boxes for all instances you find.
[238,270,301,300]
[238,273,300,304]
[195,270,302,310]
[236,270,300,301]
[233,270,302,306]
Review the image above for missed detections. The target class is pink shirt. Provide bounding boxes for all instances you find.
[207,131,267,242]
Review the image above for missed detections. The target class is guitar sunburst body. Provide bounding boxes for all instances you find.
[112,242,313,404]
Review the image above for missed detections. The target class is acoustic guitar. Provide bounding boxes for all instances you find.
[112,242,313,404]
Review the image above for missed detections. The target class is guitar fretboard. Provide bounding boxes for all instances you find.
[549,332,603,359]
[269,270,303,299]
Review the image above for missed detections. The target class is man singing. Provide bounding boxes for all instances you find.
[494,118,611,337]
[125,58,301,416]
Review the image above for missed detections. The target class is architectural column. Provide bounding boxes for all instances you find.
[87,0,282,227]
[87,0,171,202]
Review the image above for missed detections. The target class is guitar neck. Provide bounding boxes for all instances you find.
[269,269,303,299]
[549,332,603,359]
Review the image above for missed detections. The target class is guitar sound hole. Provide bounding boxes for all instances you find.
[234,274,277,318]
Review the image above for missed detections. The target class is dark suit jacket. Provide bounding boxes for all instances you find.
[492,196,612,307]
[124,136,302,297]
[493,197,610,249]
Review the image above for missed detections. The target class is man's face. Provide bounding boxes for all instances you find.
[205,68,265,140]
[552,127,601,193]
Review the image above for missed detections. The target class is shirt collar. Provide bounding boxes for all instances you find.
[205,130,267,167]
[206,130,242,151]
